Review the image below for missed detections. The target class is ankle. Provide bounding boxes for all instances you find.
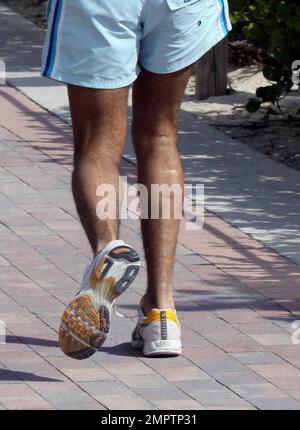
[141,293,174,315]
[95,237,119,256]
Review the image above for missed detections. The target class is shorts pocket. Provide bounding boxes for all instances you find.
[166,0,202,10]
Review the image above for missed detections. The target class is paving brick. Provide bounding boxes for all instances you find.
[206,404,256,410]
[250,334,293,346]
[56,402,106,410]
[47,356,101,370]
[141,355,193,368]
[212,307,261,323]
[192,388,247,407]
[234,321,287,335]
[191,357,245,374]
[271,345,300,361]
[134,386,192,401]
[60,368,115,382]
[250,397,300,410]
[0,383,40,399]
[230,383,289,400]
[91,350,139,365]
[0,351,44,365]
[153,399,206,410]
[266,376,300,391]
[181,326,213,348]
[209,335,264,353]
[188,264,242,286]
[177,254,210,266]
[232,352,285,365]
[94,394,155,410]
[288,390,300,402]
[4,363,67,383]
[117,373,173,389]
[28,381,97,406]
[101,361,156,376]
[153,365,211,382]
[0,338,32,354]
[1,85,300,411]
[214,370,266,385]
[250,364,300,379]
[175,379,225,394]
[2,397,55,410]
[183,318,228,335]
[183,347,227,361]
[249,364,300,390]
[78,381,134,397]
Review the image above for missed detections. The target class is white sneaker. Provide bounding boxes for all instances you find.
[131,306,182,357]
[59,240,140,359]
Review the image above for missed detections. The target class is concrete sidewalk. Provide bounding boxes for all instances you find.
[1,85,300,410]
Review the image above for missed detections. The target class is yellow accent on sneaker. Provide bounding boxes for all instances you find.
[131,306,182,356]
[90,256,106,289]
[143,309,180,327]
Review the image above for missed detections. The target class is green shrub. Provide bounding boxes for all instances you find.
[229,0,300,112]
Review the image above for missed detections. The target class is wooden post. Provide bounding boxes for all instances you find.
[195,36,228,100]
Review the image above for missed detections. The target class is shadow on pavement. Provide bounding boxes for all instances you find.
[99,342,143,358]
[6,335,58,348]
[0,368,61,382]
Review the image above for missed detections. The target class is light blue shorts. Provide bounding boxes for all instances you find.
[42,0,231,89]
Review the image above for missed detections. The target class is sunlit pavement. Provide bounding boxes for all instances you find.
[0,85,300,410]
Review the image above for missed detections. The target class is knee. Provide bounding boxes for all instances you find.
[133,114,177,137]
[73,140,120,171]
[132,120,177,153]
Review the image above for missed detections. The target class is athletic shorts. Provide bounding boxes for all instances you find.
[42,0,231,89]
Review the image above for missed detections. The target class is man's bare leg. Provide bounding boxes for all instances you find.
[68,84,129,254]
[132,67,192,315]
[59,85,141,359]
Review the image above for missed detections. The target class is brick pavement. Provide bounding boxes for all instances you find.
[0,85,300,410]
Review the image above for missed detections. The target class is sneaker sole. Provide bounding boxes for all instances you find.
[59,246,140,360]
[131,339,182,357]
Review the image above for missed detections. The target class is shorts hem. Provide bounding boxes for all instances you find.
[41,70,139,89]
[141,31,230,75]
